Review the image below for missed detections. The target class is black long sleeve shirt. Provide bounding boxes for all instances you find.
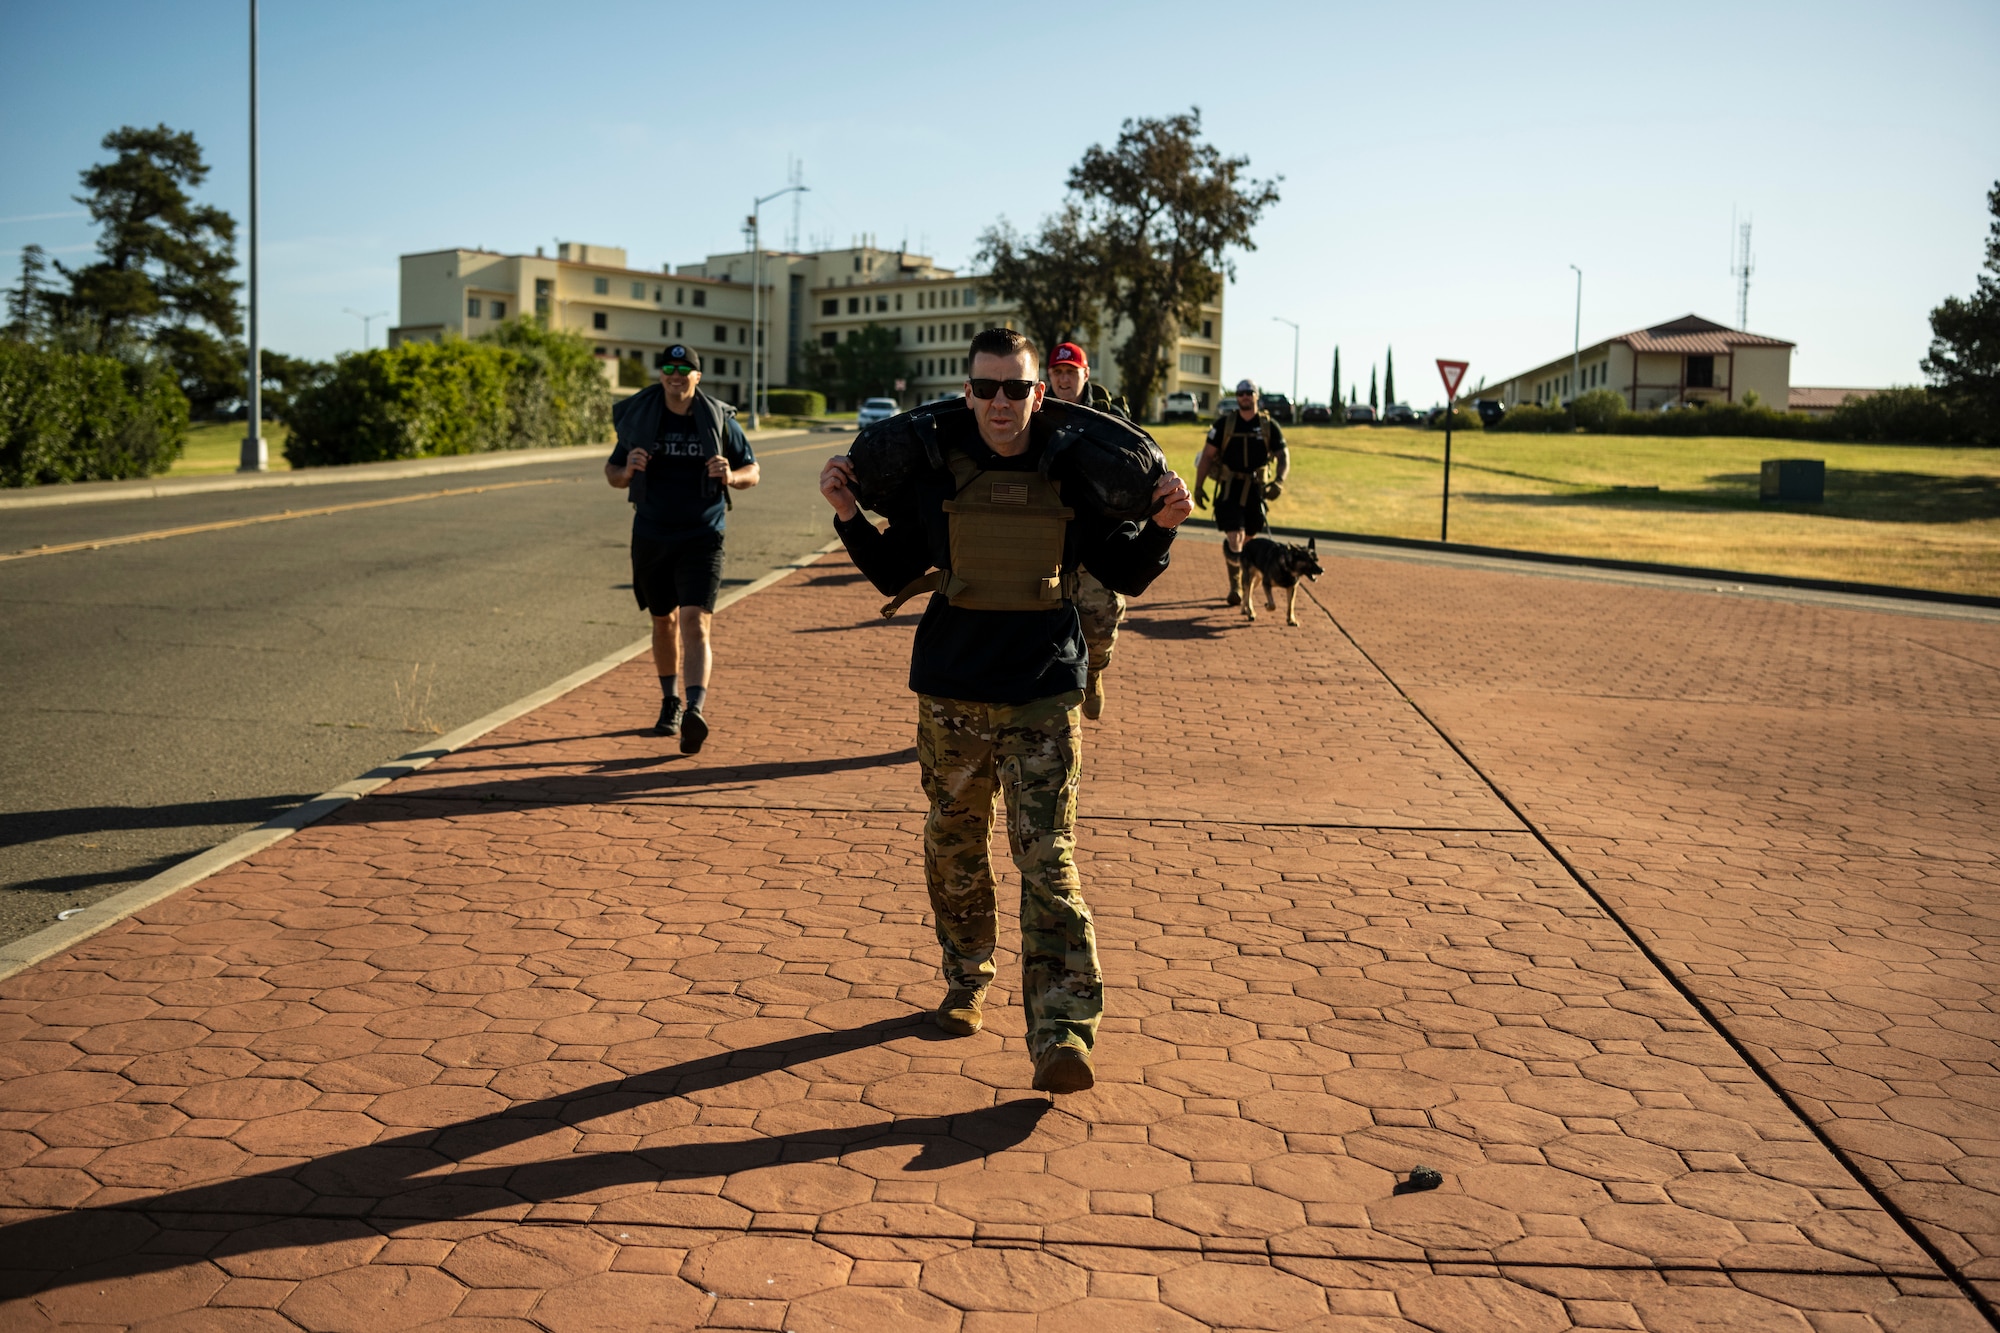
[836,421,1175,704]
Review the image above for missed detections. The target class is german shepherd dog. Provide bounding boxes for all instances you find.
[1240,536,1324,626]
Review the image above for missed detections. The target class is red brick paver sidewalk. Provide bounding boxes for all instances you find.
[1,549,1993,1331]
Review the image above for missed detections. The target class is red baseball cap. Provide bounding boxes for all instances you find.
[1050,342,1088,370]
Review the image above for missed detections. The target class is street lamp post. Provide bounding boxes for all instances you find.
[239,0,266,472]
[344,308,388,349]
[1569,264,1582,406]
[1272,316,1299,410]
[748,184,808,430]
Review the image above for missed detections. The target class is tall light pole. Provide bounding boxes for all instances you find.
[344,308,387,349]
[239,0,266,472]
[748,183,808,430]
[1272,316,1299,409]
[1568,264,1582,406]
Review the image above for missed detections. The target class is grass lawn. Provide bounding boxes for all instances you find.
[170,421,294,474]
[1149,424,2000,596]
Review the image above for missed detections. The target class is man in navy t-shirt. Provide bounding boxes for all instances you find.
[606,344,758,753]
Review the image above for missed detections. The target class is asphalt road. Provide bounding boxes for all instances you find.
[0,432,848,948]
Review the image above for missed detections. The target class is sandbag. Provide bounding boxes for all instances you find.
[847,394,1165,521]
[848,398,966,514]
[1035,397,1165,521]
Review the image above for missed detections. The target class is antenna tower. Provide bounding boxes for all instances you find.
[785,156,804,252]
[1731,215,1754,331]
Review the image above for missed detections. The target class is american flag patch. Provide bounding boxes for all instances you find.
[991,481,1028,505]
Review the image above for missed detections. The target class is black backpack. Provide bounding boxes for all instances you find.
[849,396,1165,521]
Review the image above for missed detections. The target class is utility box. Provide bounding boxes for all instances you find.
[1761,458,1825,503]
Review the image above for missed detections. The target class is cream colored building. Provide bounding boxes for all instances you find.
[391,238,1224,417]
[1477,314,1794,413]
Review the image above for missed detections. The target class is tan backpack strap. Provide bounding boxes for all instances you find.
[882,570,941,618]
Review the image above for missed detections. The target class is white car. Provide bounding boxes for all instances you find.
[1163,391,1199,423]
[856,397,899,427]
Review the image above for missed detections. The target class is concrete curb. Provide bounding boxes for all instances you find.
[0,430,810,511]
[0,538,844,982]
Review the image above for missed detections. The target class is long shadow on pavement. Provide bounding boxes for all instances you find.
[367,748,918,814]
[0,1012,1050,1297]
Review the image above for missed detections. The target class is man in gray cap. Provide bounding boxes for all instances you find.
[606,344,760,753]
[1194,378,1289,605]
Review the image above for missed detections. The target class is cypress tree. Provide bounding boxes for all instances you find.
[1369,366,1378,410]
[1384,347,1396,406]
[1330,346,1341,409]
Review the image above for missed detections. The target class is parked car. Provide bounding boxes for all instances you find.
[1474,399,1506,427]
[1382,402,1417,425]
[1163,391,1200,423]
[1344,404,1377,424]
[1259,393,1294,424]
[1301,403,1333,425]
[856,397,899,427]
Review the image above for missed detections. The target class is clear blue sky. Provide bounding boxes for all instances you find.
[4,0,1995,401]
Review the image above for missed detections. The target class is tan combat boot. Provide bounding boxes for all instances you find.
[1225,558,1243,607]
[1082,669,1105,720]
[1032,1042,1095,1094]
[935,987,985,1036]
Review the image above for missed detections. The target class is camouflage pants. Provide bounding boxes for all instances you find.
[1074,570,1126,674]
[916,691,1101,1057]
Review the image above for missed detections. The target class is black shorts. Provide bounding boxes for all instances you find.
[1213,497,1267,537]
[632,530,725,614]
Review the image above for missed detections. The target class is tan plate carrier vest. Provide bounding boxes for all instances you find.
[881,448,1077,618]
[1213,412,1273,507]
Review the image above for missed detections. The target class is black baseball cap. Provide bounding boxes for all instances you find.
[660,344,702,373]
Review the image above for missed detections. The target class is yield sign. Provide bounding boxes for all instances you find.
[1436,360,1469,399]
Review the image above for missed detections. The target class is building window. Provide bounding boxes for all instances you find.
[821,332,837,348]
[594,346,606,355]
[1202,320,1213,338]
[875,296,887,312]
[822,298,838,316]
[963,288,973,305]
[661,319,671,335]
[715,324,728,341]
[692,290,706,307]
[592,312,607,330]
[848,297,860,314]
[737,326,746,344]
[467,297,482,318]
[895,293,903,310]
[535,278,551,316]
[593,277,609,295]
[491,300,505,319]
[1686,355,1715,388]
[675,320,683,336]
[676,287,685,305]
[853,257,862,273]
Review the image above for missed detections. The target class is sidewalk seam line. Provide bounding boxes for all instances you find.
[0,538,843,983]
[1299,583,2000,1328]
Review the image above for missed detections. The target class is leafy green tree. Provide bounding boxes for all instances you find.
[1384,348,1395,406]
[55,125,243,416]
[976,203,1104,364]
[832,325,909,407]
[257,350,329,420]
[1069,109,1279,419]
[1923,180,2000,441]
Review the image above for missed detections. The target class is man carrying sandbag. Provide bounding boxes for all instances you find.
[818,328,1193,1093]
[606,345,759,754]
[1045,341,1129,721]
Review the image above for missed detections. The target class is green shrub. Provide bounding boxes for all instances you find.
[1490,404,1573,434]
[1602,403,1818,440]
[617,355,648,388]
[1423,406,1481,431]
[1570,389,1627,433]
[1822,386,1966,444]
[281,320,610,467]
[0,340,189,487]
[766,388,826,417]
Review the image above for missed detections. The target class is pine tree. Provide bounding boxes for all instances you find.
[1368,366,1378,410]
[4,244,48,340]
[1923,180,2000,440]
[1384,347,1396,407]
[1330,346,1341,409]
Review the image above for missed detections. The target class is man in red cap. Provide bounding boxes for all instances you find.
[1046,343,1129,720]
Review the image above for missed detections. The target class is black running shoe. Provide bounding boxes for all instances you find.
[679,707,709,755]
[654,698,682,737]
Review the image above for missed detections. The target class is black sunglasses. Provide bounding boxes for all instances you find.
[967,378,1035,401]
